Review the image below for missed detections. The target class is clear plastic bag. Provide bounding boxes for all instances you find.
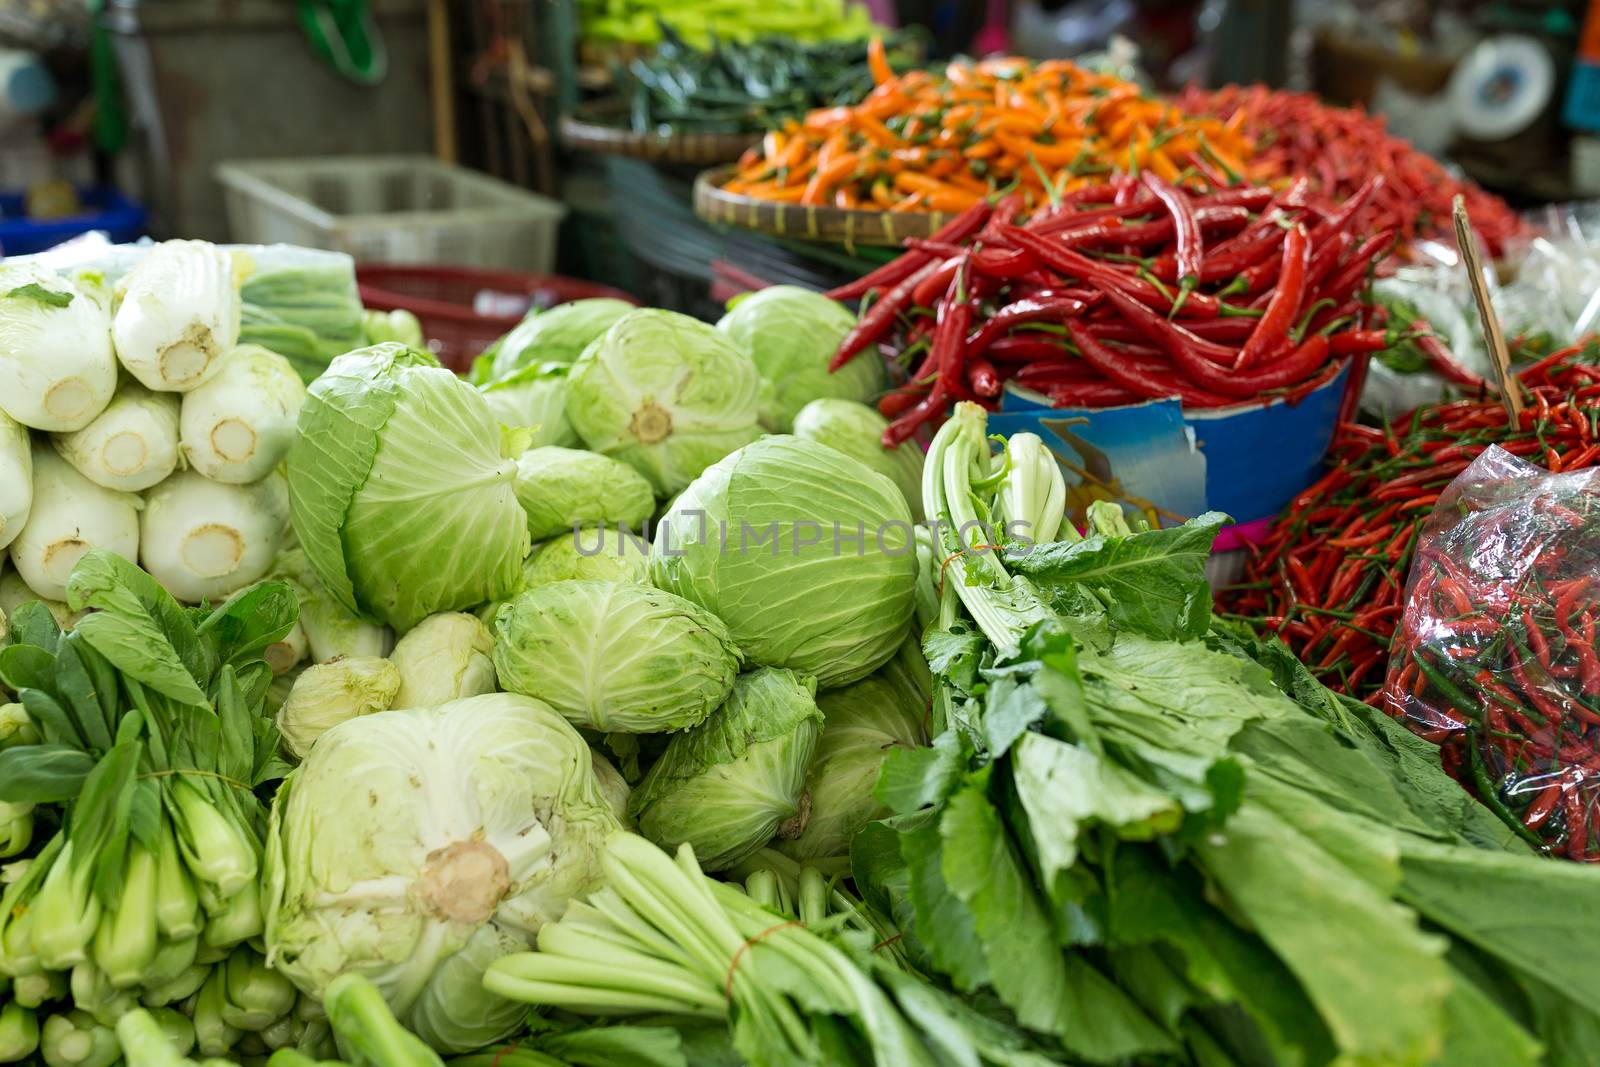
[1385,445,1600,860]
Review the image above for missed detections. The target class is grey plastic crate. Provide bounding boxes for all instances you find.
[216,155,566,272]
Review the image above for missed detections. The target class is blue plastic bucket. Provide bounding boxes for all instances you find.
[987,361,1351,543]
[0,187,146,257]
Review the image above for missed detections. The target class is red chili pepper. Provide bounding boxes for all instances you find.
[1409,319,1487,390]
[984,335,1072,362]
[933,262,974,398]
[1328,330,1389,355]
[1142,171,1203,289]
[1028,380,1143,408]
[882,383,946,447]
[913,256,964,309]
[1000,226,1224,319]
[967,297,1092,354]
[1234,224,1309,370]
[966,356,1001,398]
[1308,174,1384,244]
[826,199,991,301]
[1063,319,1233,407]
[832,258,942,370]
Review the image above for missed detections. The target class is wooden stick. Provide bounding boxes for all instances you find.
[1453,195,1522,425]
[427,0,458,164]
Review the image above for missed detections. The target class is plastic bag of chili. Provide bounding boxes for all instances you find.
[1385,445,1600,861]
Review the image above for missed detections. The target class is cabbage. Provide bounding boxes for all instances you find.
[479,363,577,449]
[565,309,762,496]
[388,611,496,709]
[775,665,928,861]
[717,286,881,432]
[491,298,634,376]
[792,398,923,519]
[650,436,917,689]
[0,264,117,431]
[264,693,620,1052]
[512,446,656,542]
[629,667,823,871]
[492,579,741,733]
[275,656,399,759]
[525,526,652,587]
[286,344,530,631]
[267,548,392,662]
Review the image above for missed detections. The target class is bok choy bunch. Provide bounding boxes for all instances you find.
[0,550,299,1061]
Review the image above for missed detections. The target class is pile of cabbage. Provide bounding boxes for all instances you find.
[0,275,939,1060]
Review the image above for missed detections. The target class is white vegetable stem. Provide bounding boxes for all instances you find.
[113,240,241,392]
[11,444,140,601]
[0,264,117,431]
[52,382,181,492]
[180,345,306,483]
[140,469,289,603]
[0,411,31,550]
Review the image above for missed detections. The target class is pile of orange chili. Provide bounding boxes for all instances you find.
[723,44,1261,212]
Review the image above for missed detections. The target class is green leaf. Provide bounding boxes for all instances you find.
[0,744,96,802]
[8,600,61,651]
[20,688,83,749]
[1197,801,1452,1066]
[876,729,968,815]
[198,581,299,670]
[5,282,72,308]
[70,742,142,904]
[128,778,163,851]
[67,551,211,705]
[923,625,986,694]
[940,784,1173,1058]
[980,672,1047,759]
[535,1026,690,1067]
[52,638,114,755]
[1011,732,1182,890]
[214,666,254,783]
[0,643,55,694]
[1436,961,1543,1067]
[901,815,990,993]
[1007,513,1225,641]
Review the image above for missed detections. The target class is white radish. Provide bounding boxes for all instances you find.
[11,444,140,601]
[179,345,305,483]
[140,469,289,603]
[112,240,240,392]
[0,411,30,550]
[52,382,181,493]
[0,264,117,431]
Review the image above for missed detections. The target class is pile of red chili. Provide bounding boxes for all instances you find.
[1176,85,1524,259]
[827,173,1393,447]
[1383,441,1600,860]
[1220,343,1600,706]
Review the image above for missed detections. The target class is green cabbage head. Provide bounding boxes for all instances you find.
[264,693,619,1053]
[492,298,635,376]
[287,344,530,631]
[629,667,823,871]
[650,436,917,689]
[776,662,928,861]
[492,579,742,732]
[717,286,882,432]
[793,398,923,520]
[513,446,655,542]
[479,363,577,448]
[565,309,761,496]
[527,526,652,587]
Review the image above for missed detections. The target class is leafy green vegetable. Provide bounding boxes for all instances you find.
[6,282,72,308]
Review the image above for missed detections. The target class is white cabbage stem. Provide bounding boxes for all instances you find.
[11,444,140,601]
[52,382,180,493]
[112,240,240,392]
[0,264,117,431]
[180,345,306,484]
[140,470,289,604]
[0,410,31,550]
[263,618,308,676]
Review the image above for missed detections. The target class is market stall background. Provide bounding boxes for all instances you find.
[6,1,1600,1066]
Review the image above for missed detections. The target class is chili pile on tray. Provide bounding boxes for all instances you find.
[1176,84,1524,258]
[1220,342,1600,703]
[827,173,1392,445]
[723,46,1261,211]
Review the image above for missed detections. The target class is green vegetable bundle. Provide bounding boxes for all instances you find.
[609,25,921,135]
[0,551,315,1062]
[238,264,367,385]
[861,401,1600,1066]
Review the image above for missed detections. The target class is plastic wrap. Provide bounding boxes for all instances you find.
[1385,445,1600,860]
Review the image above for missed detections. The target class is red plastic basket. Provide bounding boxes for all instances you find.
[356,264,637,373]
